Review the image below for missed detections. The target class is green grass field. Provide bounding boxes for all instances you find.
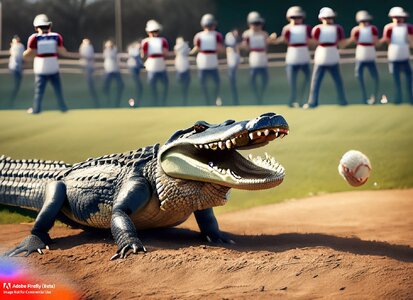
[0,105,412,223]
[0,62,404,109]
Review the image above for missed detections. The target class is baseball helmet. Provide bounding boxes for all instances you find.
[286,6,306,19]
[201,14,216,27]
[356,10,373,22]
[247,11,264,24]
[33,14,52,27]
[145,19,162,32]
[388,7,409,18]
[318,7,336,19]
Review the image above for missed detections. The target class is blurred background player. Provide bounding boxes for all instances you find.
[174,37,191,106]
[304,7,347,108]
[8,35,25,107]
[102,40,124,107]
[127,40,144,107]
[346,11,379,104]
[225,29,241,105]
[191,14,224,106]
[279,6,312,107]
[141,20,169,106]
[242,11,277,104]
[381,7,413,104]
[79,38,99,108]
[24,14,76,114]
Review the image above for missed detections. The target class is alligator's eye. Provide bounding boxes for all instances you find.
[194,124,207,133]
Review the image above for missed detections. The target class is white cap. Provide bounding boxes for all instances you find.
[33,14,52,27]
[201,14,216,27]
[286,6,306,19]
[247,11,264,24]
[318,7,336,19]
[388,7,409,18]
[145,19,162,32]
[355,10,372,22]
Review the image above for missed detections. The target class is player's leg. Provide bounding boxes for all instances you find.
[329,64,347,106]
[300,63,311,106]
[356,61,368,103]
[86,68,100,108]
[181,70,191,105]
[147,71,158,106]
[390,62,402,104]
[286,64,297,106]
[250,67,260,104]
[160,71,169,106]
[228,66,239,105]
[402,61,413,104]
[306,64,325,108]
[260,67,269,103]
[367,62,379,103]
[211,69,220,104]
[10,70,23,106]
[102,72,112,105]
[31,74,47,114]
[114,72,124,107]
[50,73,68,112]
[199,69,210,105]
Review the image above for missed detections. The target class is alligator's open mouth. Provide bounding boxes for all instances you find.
[160,125,289,190]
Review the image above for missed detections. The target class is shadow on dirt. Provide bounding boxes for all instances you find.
[51,227,413,262]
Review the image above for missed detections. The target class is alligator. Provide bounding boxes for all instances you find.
[0,112,289,260]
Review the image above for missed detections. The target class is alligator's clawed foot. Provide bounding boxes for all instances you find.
[110,239,147,260]
[4,235,50,257]
[204,232,235,245]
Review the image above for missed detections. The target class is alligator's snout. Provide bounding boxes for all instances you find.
[159,112,290,191]
[246,113,288,132]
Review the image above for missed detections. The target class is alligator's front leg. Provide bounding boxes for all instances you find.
[194,208,235,244]
[110,177,151,260]
[5,181,66,257]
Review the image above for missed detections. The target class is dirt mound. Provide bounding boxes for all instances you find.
[1,189,413,299]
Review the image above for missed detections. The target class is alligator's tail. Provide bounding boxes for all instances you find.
[0,155,70,211]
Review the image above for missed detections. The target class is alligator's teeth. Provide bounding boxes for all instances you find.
[280,133,285,139]
[225,140,232,149]
[231,138,237,145]
[275,132,280,138]
[199,144,203,149]
[265,152,270,159]
[248,154,253,160]
[204,144,209,150]
[194,145,199,149]
[264,129,270,136]
[257,131,262,137]
[249,133,254,140]
[210,143,218,150]
[218,141,225,150]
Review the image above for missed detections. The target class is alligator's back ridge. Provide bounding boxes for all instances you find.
[0,155,70,210]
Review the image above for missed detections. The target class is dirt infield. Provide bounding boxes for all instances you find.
[1,189,412,299]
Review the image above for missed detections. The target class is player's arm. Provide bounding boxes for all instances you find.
[57,46,79,59]
[23,48,36,59]
[189,34,199,55]
[216,32,225,54]
[337,25,347,49]
[408,24,413,48]
[378,25,391,45]
[267,32,279,45]
[342,27,357,48]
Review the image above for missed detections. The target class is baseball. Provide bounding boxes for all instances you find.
[338,150,372,187]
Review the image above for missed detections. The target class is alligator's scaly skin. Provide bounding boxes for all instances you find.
[1,113,289,259]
